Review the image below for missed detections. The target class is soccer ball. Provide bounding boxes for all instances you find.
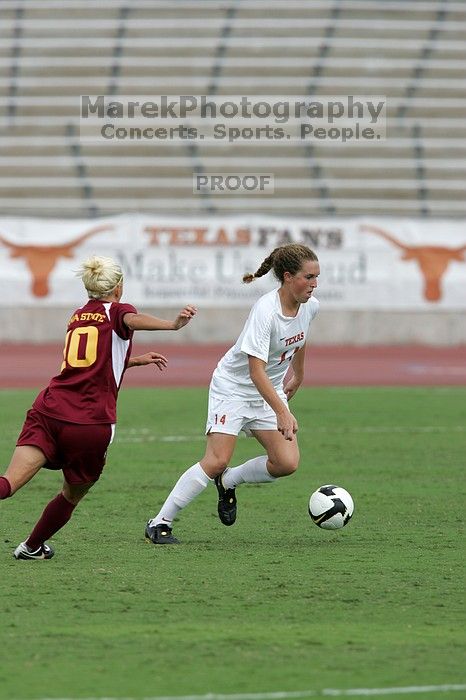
[309,484,354,530]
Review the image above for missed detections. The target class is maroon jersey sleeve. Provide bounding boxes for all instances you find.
[112,302,137,340]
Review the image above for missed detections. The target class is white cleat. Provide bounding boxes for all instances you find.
[13,541,55,560]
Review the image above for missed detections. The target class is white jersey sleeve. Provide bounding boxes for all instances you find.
[307,297,320,331]
[239,296,274,363]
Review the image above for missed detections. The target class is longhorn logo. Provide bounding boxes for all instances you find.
[0,224,112,297]
[361,224,466,302]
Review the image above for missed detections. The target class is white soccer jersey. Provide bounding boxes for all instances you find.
[211,289,319,399]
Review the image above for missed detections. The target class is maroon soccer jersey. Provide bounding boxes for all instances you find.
[33,300,137,424]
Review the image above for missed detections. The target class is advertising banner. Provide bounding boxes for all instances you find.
[0,215,464,309]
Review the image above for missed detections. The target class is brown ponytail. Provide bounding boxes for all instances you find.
[242,244,318,284]
[242,248,278,283]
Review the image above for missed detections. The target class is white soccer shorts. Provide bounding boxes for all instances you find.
[205,387,288,437]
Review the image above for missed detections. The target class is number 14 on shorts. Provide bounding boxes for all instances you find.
[215,414,227,425]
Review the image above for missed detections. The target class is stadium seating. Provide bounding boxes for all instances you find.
[0,0,465,217]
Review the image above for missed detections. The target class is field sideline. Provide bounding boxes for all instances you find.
[1,385,465,700]
[30,685,466,699]
[0,343,465,388]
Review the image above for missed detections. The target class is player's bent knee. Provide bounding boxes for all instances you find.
[206,461,229,478]
[62,481,95,505]
[269,457,299,477]
[281,461,299,476]
[200,453,229,478]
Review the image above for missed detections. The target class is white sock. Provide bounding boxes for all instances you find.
[222,455,276,489]
[150,462,211,527]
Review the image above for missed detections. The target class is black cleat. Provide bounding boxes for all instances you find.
[14,541,55,560]
[145,521,180,545]
[214,474,237,526]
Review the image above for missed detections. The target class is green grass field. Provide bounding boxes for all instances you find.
[1,387,465,700]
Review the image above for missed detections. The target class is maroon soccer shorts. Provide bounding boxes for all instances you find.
[17,409,113,485]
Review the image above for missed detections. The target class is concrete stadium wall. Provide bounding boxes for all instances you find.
[0,307,465,346]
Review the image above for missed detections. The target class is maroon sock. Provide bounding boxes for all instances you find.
[26,493,76,550]
[0,476,11,499]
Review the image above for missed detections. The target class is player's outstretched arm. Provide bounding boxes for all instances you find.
[123,305,197,331]
[127,352,168,370]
